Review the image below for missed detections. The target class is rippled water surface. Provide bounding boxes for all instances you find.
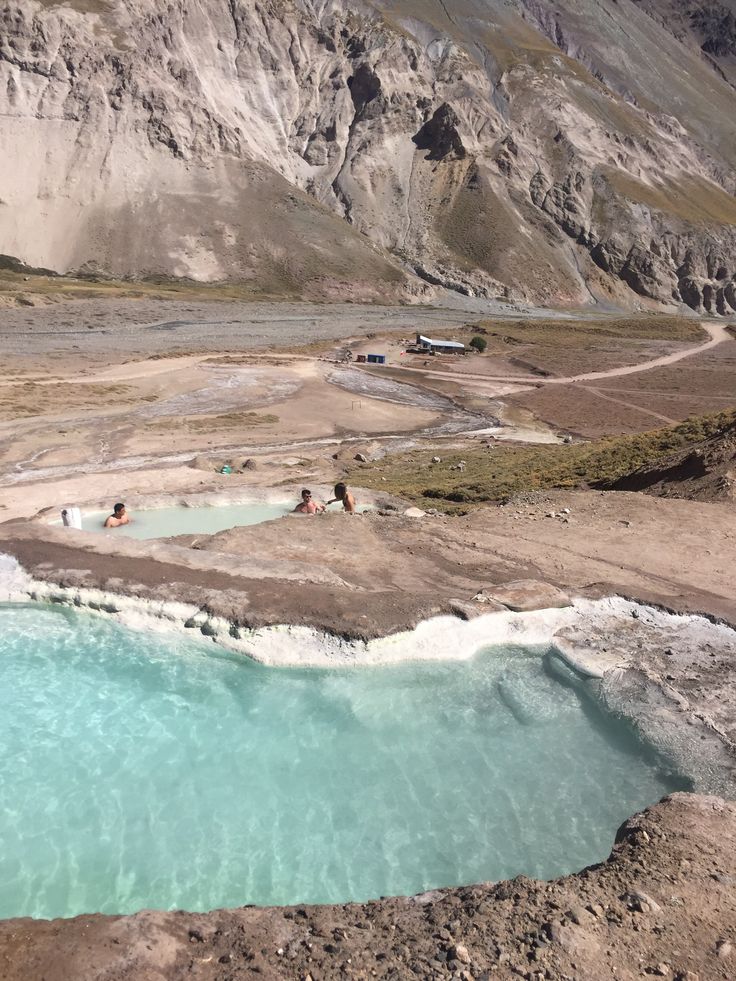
[0,605,683,919]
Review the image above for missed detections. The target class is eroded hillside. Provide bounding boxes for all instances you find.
[1,0,736,308]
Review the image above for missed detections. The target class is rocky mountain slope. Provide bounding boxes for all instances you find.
[632,0,736,87]
[2,0,736,308]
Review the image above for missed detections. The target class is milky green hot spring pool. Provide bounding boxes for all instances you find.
[0,604,685,919]
[63,501,372,539]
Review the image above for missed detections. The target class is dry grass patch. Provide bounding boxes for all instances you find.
[603,169,736,227]
[477,316,705,345]
[0,269,284,305]
[405,317,705,359]
[146,411,279,433]
[355,409,736,510]
[0,382,133,420]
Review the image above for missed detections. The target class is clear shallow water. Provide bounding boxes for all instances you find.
[0,605,684,919]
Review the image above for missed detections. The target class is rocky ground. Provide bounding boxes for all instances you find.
[0,298,483,361]
[1,306,731,504]
[0,794,734,981]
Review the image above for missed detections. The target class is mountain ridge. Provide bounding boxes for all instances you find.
[1,0,735,310]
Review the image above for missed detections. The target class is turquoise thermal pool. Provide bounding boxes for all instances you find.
[0,604,685,920]
[78,502,292,538]
[63,501,370,539]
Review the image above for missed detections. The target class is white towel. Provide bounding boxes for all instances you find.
[60,506,82,530]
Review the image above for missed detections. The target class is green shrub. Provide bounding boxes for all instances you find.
[469,335,488,353]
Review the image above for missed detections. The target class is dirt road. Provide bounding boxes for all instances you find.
[393,320,731,391]
[553,320,731,383]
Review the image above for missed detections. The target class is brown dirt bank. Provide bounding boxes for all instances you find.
[0,794,734,980]
[0,532,446,640]
[2,489,732,631]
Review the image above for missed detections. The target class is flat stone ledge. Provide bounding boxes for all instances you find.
[479,579,573,612]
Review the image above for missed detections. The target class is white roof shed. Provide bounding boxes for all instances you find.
[417,334,465,350]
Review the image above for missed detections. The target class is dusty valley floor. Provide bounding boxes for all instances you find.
[0,296,734,979]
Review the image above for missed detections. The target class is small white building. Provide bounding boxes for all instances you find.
[415,333,465,353]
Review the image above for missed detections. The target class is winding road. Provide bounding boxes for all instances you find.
[392,320,732,389]
[548,320,731,384]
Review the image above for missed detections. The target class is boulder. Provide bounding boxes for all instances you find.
[481,579,572,612]
[470,593,508,611]
[449,943,471,964]
[449,600,485,621]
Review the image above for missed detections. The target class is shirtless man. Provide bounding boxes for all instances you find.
[326,482,356,513]
[103,503,131,528]
[293,489,325,514]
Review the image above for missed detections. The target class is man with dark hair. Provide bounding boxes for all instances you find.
[293,489,324,514]
[104,503,130,528]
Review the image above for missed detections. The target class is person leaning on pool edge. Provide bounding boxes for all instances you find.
[103,502,131,528]
[326,482,356,513]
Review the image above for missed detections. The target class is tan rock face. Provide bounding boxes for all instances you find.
[1,0,735,307]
